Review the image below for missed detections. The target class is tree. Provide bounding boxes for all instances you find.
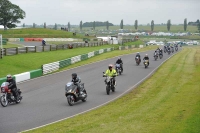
[167,19,171,31]
[106,21,109,30]
[120,19,123,29]
[184,18,187,31]
[198,22,200,33]
[44,22,46,28]
[0,0,25,30]
[151,20,154,31]
[80,21,82,31]
[93,21,95,30]
[134,20,138,30]
[68,22,70,31]
[54,23,57,30]
[33,23,36,28]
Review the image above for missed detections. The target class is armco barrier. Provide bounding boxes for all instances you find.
[94,51,99,55]
[59,58,71,68]
[14,72,30,83]
[42,61,59,75]
[71,55,81,64]
[81,54,88,61]
[8,38,20,42]
[30,69,43,79]
[88,52,94,58]
[20,38,24,41]
[99,49,104,54]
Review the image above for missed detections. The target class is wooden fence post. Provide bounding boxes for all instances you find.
[16,47,18,54]
[26,47,28,53]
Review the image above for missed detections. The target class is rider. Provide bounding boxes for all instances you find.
[159,48,163,55]
[115,57,123,73]
[135,52,141,62]
[42,39,46,45]
[6,74,19,101]
[143,54,150,65]
[71,73,83,96]
[104,64,117,86]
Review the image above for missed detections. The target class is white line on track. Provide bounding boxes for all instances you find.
[20,49,181,133]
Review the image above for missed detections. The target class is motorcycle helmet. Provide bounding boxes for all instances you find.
[72,73,77,79]
[108,64,113,69]
[145,54,148,57]
[118,57,121,60]
[6,74,12,80]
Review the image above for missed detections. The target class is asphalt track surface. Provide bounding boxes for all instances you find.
[0,48,180,133]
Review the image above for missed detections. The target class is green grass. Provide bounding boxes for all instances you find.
[24,46,200,133]
[0,28,92,38]
[75,25,198,33]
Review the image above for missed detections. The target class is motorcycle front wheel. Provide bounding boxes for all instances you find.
[106,85,110,95]
[67,95,75,106]
[0,95,8,107]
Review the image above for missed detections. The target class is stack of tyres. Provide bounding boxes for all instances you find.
[2,38,7,45]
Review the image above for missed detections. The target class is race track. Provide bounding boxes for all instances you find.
[0,48,180,133]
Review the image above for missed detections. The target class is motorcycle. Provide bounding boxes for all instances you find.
[167,48,171,55]
[164,46,167,53]
[154,52,158,61]
[65,82,87,106]
[0,82,22,107]
[159,52,163,59]
[171,46,174,53]
[135,57,141,65]
[144,60,149,68]
[175,46,178,51]
[103,72,116,95]
[115,63,122,75]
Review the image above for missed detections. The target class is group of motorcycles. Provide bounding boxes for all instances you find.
[1,45,180,107]
[164,44,178,55]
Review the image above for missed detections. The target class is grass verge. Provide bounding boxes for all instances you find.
[25,46,200,133]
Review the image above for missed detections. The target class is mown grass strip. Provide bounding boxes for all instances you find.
[25,46,200,133]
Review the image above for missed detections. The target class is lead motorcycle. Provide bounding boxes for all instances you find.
[0,82,22,107]
[154,52,158,61]
[115,63,122,75]
[65,82,87,106]
[103,72,116,95]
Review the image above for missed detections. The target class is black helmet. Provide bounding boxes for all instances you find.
[72,73,77,79]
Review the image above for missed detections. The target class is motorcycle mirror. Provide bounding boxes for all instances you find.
[103,72,105,74]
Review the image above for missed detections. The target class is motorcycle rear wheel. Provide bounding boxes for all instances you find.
[0,95,8,107]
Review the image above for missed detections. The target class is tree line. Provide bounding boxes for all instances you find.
[1,0,200,33]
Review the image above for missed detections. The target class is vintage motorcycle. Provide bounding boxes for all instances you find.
[0,82,22,107]
[65,82,87,106]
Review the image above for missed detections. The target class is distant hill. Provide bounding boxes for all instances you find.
[83,21,114,27]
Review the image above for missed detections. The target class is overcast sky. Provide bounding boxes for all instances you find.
[10,0,200,25]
